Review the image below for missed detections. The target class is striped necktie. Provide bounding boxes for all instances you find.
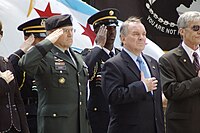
[193,52,200,72]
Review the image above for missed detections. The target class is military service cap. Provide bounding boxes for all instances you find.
[45,14,73,31]
[88,8,119,29]
[18,17,47,38]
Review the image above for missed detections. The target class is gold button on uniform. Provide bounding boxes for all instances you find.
[80,92,82,95]
[59,77,65,84]
[80,102,82,105]
[53,113,57,117]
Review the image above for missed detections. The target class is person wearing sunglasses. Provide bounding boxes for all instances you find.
[159,11,200,133]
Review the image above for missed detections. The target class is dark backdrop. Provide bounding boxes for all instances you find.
[84,0,185,51]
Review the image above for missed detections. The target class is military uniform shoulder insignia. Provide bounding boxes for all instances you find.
[3,57,8,62]
[81,48,92,56]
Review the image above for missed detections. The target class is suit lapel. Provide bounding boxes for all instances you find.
[114,47,121,55]
[121,50,141,79]
[176,46,196,76]
[143,54,157,78]
[143,54,157,96]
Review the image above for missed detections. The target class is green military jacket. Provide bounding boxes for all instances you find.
[19,39,91,133]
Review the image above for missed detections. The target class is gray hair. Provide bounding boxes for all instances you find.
[177,11,200,29]
[120,17,141,36]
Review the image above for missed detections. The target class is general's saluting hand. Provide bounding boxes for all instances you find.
[45,28,64,44]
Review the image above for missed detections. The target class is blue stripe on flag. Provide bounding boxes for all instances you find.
[58,0,98,15]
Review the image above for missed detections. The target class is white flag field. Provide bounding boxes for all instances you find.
[0,0,164,60]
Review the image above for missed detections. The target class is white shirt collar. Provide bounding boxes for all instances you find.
[182,42,200,62]
[102,47,115,55]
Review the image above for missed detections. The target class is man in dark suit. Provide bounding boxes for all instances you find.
[0,20,29,133]
[101,17,165,133]
[159,11,200,133]
[82,8,121,133]
[19,14,91,133]
[9,17,47,133]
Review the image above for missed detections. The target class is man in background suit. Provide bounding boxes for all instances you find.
[19,14,91,133]
[101,17,165,133]
[159,11,200,133]
[82,8,121,133]
[9,17,47,133]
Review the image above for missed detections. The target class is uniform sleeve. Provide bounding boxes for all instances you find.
[18,39,54,77]
[8,49,25,85]
[83,47,103,79]
[9,49,25,66]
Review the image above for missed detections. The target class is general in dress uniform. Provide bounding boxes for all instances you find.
[19,14,92,133]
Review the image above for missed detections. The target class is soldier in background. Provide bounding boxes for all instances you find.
[9,17,47,133]
[82,8,121,133]
[19,14,92,133]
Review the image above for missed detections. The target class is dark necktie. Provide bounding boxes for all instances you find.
[65,50,71,58]
[65,50,74,64]
[193,52,200,72]
[109,51,114,57]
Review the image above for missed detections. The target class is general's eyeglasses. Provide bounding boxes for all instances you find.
[62,28,76,33]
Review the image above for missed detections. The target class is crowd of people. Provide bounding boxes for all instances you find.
[0,7,200,133]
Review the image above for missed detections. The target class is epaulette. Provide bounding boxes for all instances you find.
[73,50,81,55]
[3,57,8,63]
[81,48,92,56]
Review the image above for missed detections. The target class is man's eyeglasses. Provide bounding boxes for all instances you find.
[188,25,200,32]
[62,28,76,33]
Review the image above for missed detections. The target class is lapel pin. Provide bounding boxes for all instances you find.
[183,59,187,62]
